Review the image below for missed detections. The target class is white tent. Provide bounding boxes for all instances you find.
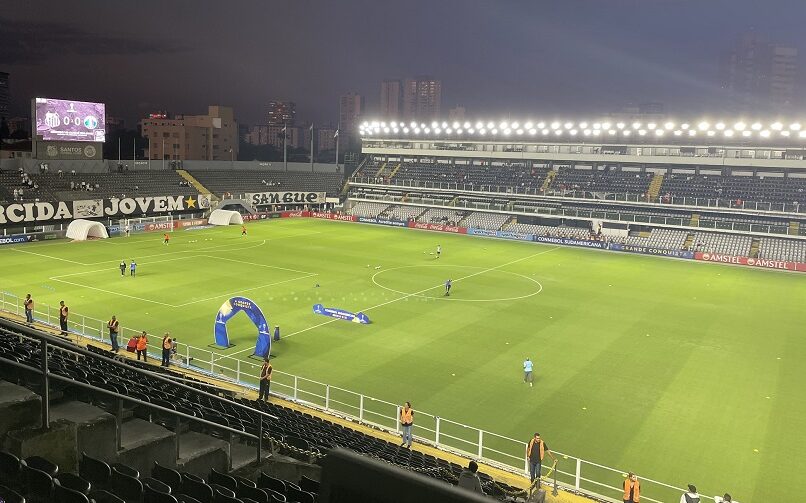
[208,209,244,226]
[66,219,109,241]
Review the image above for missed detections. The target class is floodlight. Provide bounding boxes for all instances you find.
[608,130,617,135]
[706,130,715,137]
[715,122,725,130]
[445,128,453,134]
[529,128,537,135]
[452,122,459,129]
[433,128,441,134]
[512,122,520,129]
[602,122,611,129]
[616,122,625,129]
[655,129,664,136]
[742,130,751,137]
[734,122,746,131]
[551,121,561,129]
[403,127,409,133]
[431,121,438,128]
[688,130,697,136]
[383,127,390,133]
[681,123,690,130]
[593,123,601,129]
[478,128,486,135]
[674,130,683,136]
[583,129,591,136]
[647,122,657,130]
[664,122,674,130]
[525,122,533,129]
[579,122,589,129]
[592,130,601,136]
[537,122,546,129]
[632,122,641,129]
[414,128,421,134]
[467,129,475,134]
[638,129,647,136]
[500,122,509,129]
[463,122,471,129]
[698,121,709,130]
[569,129,578,136]
[760,130,770,138]
[486,122,495,129]
[790,123,802,131]
[781,130,790,137]
[542,129,550,135]
[554,129,563,135]
[474,122,483,129]
[564,122,574,129]
[771,122,783,131]
[623,130,632,136]
[800,131,806,138]
[724,130,734,137]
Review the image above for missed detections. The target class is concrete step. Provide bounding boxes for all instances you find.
[117,418,176,474]
[0,380,42,436]
[51,400,117,467]
[176,431,229,477]
[230,438,271,472]
[3,420,76,472]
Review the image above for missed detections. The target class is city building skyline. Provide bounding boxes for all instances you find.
[0,72,9,120]
[140,105,238,161]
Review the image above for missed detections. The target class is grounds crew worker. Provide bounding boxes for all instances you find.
[526,432,557,483]
[623,472,640,503]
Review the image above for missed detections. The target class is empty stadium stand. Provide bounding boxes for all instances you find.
[624,229,689,250]
[692,232,753,256]
[758,237,806,262]
[460,212,510,230]
[189,170,343,198]
[0,321,525,502]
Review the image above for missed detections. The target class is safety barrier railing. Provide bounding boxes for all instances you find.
[0,291,712,503]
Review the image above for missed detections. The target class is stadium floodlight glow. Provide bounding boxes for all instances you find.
[781,130,791,137]
[441,122,448,129]
[715,122,726,130]
[402,127,409,133]
[740,130,751,137]
[555,129,563,135]
[706,130,715,137]
[790,123,802,131]
[410,121,418,128]
[445,128,453,134]
[512,122,520,129]
[569,129,578,136]
[550,121,560,129]
[800,130,806,138]
[638,129,647,136]
[760,130,770,138]
[467,128,474,134]
[503,128,512,135]
[542,128,550,135]
[474,122,483,129]
[655,129,664,136]
[392,128,399,134]
[486,121,495,129]
[383,127,390,133]
[463,122,471,129]
[414,128,421,134]
[433,128,442,134]
[381,122,388,129]
[478,128,486,135]
[583,129,591,136]
[500,122,509,129]
[647,122,657,130]
[529,128,537,135]
[771,122,783,131]
[688,130,697,136]
[616,122,625,129]
[525,122,533,129]
[593,123,601,129]
[516,129,524,135]
[423,127,430,133]
[564,122,574,129]
[623,130,632,136]
[674,130,683,136]
[579,122,589,129]
[632,122,641,129]
[681,123,690,130]
[593,130,601,136]
[537,122,546,129]
[734,122,746,131]
[608,129,617,135]
[724,129,734,137]
[664,121,674,130]
[698,121,709,131]
[491,128,498,134]
[751,122,762,130]
[431,121,438,128]
[361,121,369,128]
[452,122,460,129]
[391,121,399,128]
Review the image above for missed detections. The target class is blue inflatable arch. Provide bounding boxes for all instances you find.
[214,297,271,357]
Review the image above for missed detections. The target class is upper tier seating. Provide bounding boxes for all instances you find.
[552,167,653,195]
[189,170,343,197]
[660,173,806,205]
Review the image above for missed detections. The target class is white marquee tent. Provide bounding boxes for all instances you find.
[66,219,109,241]
[208,209,244,226]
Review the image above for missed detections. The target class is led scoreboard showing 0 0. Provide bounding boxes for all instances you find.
[34,98,106,142]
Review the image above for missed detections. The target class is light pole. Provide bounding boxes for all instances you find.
[162,139,165,170]
[282,125,287,172]
[334,129,339,169]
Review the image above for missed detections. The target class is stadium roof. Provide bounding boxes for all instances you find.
[359,119,806,145]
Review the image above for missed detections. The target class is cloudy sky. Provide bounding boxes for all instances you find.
[2,0,805,126]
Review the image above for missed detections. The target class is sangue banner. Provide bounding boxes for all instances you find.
[694,252,806,272]
[247,192,326,206]
[0,194,206,225]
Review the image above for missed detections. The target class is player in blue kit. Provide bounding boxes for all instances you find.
[444,279,452,296]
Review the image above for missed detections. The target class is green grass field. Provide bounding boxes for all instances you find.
[1,218,803,502]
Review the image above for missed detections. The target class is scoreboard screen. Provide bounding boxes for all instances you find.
[34,98,106,142]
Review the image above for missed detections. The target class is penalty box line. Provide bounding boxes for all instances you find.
[228,245,562,357]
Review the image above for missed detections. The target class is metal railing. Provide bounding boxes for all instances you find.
[350,176,806,215]
[0,292,710,503]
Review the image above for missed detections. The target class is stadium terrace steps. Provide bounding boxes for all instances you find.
[749,238,761,258]
[177,169,217,201]
[0,380,42,434]
[376,161,388,178]
[647,172,665,201]
[690,213,700,226]
[50,401,118,466]
[176,431,229,477]
[117,418,177,474]
[541,169,557,191]
[387,162,403,179]
[790,221,800,235]
[683,233,695,250]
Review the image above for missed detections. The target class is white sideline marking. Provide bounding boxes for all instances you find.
[228,245,561,356]
[174,274,318,307]
[10,247,88,265]
[47,278,176,307]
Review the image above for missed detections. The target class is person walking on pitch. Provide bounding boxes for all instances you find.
[445,279,452,296]
[524,358,534,387]
[120,260,126,276]
[163,233,170,245]
[130,260,137,277]
[241,225,247,236]
[436,244,441,258]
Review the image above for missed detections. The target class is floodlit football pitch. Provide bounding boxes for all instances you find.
[1,218,802,501]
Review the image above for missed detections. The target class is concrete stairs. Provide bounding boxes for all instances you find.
[541,170,557,191]
[690,213,700,227]
[0,379,270,481]
[176,169,217,201]
[749,238,761,258]
[375,162,388,178]
[647,173,665,202]
[683,233,695,250]
[387,162,402,180]
[789,221,800,236]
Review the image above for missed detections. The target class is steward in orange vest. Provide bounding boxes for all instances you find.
[623,472,640,503]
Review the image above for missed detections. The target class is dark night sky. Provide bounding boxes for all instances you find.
[3,0,806,127]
